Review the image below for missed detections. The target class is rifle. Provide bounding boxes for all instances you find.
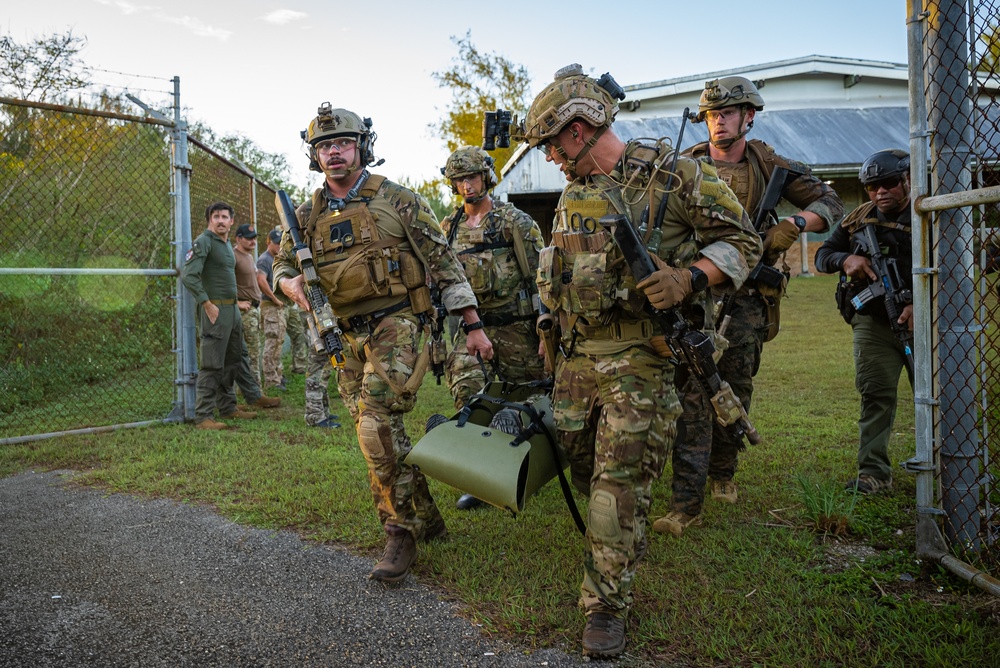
[600,213,761,446]
[849,225,914,374]
[273,190,346,369]
[716,165,802,329]
[429,285,448,384]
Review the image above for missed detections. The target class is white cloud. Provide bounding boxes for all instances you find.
[261,9,307,26]
[153,12,232,40]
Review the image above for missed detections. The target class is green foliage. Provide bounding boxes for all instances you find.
[794,473,859,536]
[0,29,89,101]
[0,278,171,415]
[429,32,532,175]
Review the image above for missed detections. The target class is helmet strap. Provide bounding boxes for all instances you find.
[559,124,608,179]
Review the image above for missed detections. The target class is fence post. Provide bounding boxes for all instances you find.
[169,76,198,422]
[926,0,981,550]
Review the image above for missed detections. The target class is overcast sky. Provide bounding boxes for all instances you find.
[6,0,910,190]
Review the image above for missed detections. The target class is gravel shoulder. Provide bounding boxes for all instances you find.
[0,470,596,667]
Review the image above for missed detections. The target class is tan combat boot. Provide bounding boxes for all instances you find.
[369,525,417,583]
[194,419,228,431]
[711,479,738,503]
[252,396,281,409]
[581,612,627,658]
[651,511,702,537]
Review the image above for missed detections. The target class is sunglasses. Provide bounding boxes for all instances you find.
[864,177,902,192]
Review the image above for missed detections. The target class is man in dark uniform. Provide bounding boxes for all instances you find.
[653,76,844,537]
[273,105,492,583]
[815,149,912,495]
[181,202,280,430]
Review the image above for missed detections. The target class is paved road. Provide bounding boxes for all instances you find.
[0,470,598,667]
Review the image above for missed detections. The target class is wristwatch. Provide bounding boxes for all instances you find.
[688,266,709,292]
[461,320,484,334]
[790,215,808,233]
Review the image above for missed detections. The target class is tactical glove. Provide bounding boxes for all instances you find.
[637,263,693,311]
[763,218,801,254]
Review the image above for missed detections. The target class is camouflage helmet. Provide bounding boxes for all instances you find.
[514,64,623,148]
[859,149,910,185]
[694,76,765,122]
[301,102,376,171]
[442,146,498,189]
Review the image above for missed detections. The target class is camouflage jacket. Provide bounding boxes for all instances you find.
[537,138,761,354]
[441,199,544,314]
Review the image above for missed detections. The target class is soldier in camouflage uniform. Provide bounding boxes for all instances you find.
[439,146,548,511]
[272,104,493,584]
[515,65,761,658]
[256,230,287,392]
[653,77,844,537]
[300,308,341,428]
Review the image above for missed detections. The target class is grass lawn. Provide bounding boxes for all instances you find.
[2,274,998,667]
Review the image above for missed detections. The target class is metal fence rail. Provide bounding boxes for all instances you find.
[909,0,1000,593]
[0,82,280,443]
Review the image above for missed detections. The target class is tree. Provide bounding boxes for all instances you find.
[191,122,306,202]
[0,29,89,101]
[429,32,532,177]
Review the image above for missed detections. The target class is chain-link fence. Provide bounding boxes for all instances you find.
[0,89,280,443]
[908,0,1000,593]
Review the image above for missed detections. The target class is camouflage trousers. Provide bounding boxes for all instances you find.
[240,305,262,387]
[552,345,679,615]
[444,317,547,411]
[285,304,308,374]
[670,292,764,515]
[337,312,442,538]
[260,301,286,388]
[301,311,334,426]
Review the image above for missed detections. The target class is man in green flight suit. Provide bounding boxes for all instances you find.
[181,202,280,430]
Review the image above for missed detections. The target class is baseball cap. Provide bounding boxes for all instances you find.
[268,229,283,244]
[235,224,257,239]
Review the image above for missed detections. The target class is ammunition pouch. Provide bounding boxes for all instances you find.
[405,380,566,514]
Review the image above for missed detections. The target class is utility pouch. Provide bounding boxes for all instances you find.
[835,275,858,325]
[408,284,432,315]
[398,251,427,289]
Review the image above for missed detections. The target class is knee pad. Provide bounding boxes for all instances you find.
[357,413,391,463]
[588,489,623,544]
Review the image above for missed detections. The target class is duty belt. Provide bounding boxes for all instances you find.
[481,311,536,328]
[210,299,236,305]
[573,319,654,341]
[340,298,412,334]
